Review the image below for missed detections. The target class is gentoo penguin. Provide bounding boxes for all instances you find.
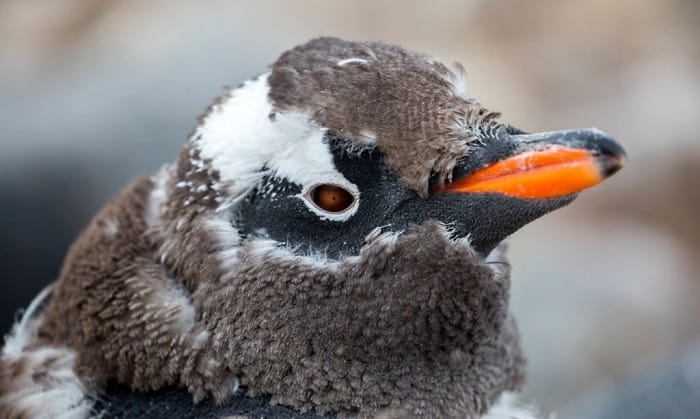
[0,37,625,419]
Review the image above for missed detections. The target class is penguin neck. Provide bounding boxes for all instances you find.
[189,220,526,416]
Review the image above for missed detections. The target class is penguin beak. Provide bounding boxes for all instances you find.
[440,128,626,199]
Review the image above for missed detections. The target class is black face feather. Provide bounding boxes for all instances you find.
[235,134,575,259]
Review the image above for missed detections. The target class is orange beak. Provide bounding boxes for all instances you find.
[440,133,626,200]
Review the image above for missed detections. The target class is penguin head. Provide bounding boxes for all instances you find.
[162,37,626,415]
[180,37,625,259]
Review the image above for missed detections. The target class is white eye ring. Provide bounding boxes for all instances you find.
[299,182,359,221]
[306,184,356,213]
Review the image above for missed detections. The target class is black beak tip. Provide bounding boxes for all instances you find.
[588,128,627,178]
[598,154,626,178]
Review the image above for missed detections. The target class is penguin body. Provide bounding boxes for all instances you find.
[0,38,625,418]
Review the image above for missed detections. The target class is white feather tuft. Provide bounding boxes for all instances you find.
[337,57,369,66]
[447,62,468,99]
[203,215,242,270]
[146,165,170,228]
[2,286,94,419]
[0,346,94,419]
[2,285,52,360]
[483,392,544,419]
[102,217,119,238]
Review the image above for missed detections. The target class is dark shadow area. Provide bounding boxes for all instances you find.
[0,161,106,332]
[100,384,331,419]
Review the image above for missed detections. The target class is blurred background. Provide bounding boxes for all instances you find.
[1,0,698,417]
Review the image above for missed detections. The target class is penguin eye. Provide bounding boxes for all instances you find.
[309,184,355,213]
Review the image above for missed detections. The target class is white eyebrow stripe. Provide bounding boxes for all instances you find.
[193,73,357,212]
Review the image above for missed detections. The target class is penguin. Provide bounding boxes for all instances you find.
[0,37,625,419]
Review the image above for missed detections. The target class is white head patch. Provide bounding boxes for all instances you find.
[192,73,361,217]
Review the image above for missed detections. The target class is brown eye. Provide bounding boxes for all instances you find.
[309,184,355,213]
